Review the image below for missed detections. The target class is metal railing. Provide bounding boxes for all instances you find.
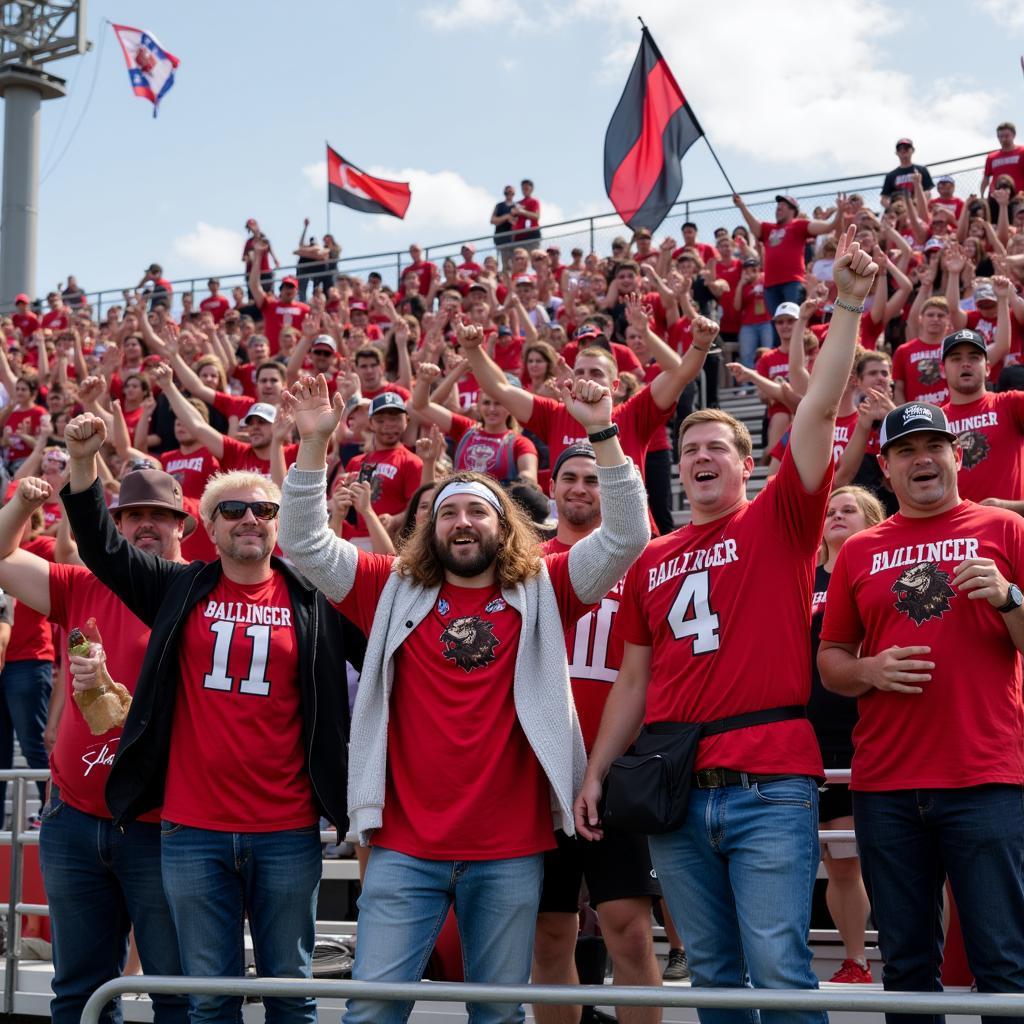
[73,150,992,318]
[80,976,1024,1024]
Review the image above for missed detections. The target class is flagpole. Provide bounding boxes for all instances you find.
[702,135,737,195]
[325,139,330,239]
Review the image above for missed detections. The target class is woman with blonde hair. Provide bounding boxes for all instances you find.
[811,484,886,985]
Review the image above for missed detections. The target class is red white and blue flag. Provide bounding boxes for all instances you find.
[111,24,179,118]
[326,145,411,219]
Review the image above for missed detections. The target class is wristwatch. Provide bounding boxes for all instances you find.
[587,424,619,444]
[997,584,1023,614]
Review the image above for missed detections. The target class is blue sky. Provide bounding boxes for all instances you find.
[13,0,1024,300]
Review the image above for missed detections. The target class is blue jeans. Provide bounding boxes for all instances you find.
[854,786,1024,1024]
[648,777,825,1024]
[160,822,322,1024]
[0,658,52,819]
[38,788,186,1024]
[738,322,776,368]
[344,847,545,1024]
[764,282,806,323]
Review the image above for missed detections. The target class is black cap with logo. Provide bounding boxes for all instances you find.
[879,403,957,451]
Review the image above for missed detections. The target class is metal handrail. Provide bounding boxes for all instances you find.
[80,976,1024,1024]
[71,149,990,316]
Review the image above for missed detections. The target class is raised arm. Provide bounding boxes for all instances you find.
[942,245,968,330]
[732,194,763,241]
[788,227,877,492]
[149,362,226,458]
[989,276,1015,368]
[248,239,269,307]
[458,319,535,422]
[648,316,716,412]
[410,362,455,433]
[0,477,55,615]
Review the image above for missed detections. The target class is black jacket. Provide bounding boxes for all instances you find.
[61,479,364,830]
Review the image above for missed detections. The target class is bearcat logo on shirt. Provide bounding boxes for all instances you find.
[958,430,991,469]
[917,358,942,385]
[891,562,955,624]
[439,616,499,672]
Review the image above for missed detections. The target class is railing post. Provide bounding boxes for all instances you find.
[4,775,25,1014]
[589,217,595,255]
[395,251,402,290]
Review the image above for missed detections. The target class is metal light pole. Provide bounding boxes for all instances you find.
[0,1,87,310]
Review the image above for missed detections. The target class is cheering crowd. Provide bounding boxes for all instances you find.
[0,123,1022,1024]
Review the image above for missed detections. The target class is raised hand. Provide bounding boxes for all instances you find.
[832,225,878,301]
[149,361,174,389]
[624,292,651,331]
[416,362,442,385]
[77,375,106,405]
[272,403,296,443]
[560,376,613,431]
[691,315,720,349]
[15,476,51,509]
[282,375,344,443]
[993,275,1013,299]
[415,423,446,464]
[64,413,107,459]
[349,480,373,515]
[453,317,484,351]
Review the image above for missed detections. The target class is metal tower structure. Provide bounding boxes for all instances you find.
[0,1,88,309]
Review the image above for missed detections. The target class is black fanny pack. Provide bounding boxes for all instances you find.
[600,705,807,835]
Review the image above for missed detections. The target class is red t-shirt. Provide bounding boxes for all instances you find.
[821,502,1024,790]
[41,309,70,332]
[199,294,230,323]
[929,197,965,221]
[491,336,524,375]
[755,348,791,419]
[362,383,411,403]
[12,312,39,339]
[672,242,716,264]
[336,549,590,858]
[739,279,771,325]
[457,260,483,281]
[714,259,743,334]
[892,338,948,404]
[449,415,537,481]
[258,296,311,354]
[213,390,257,420]
[5,405,44,462]
[402,260,437,297]
[761,219,811,288]
[615,450,830,775]
[513,197,541,239]
[162,572,315,831]
[344,446,423,537]
[523,385,671,479]
[941,391,1024,503]
[218,434,298,476]
[7,535,56,662]
[985,146,1024,194]
[544,537,625,752]
[160,446,221,499]
[47,565,157,821]
[231,364,259,399]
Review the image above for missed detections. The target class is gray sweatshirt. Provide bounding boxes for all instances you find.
[279,459,650,844]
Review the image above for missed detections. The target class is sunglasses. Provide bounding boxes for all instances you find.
[213,500,280,521]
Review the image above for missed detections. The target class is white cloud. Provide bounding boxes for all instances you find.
[977,0,1024,30]
[301,161,565,242]
[422,0,523,31]
[171,222,245,273]
[561,0,1002,169]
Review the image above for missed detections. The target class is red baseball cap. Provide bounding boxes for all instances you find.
[14,293,29,304]
[281,276,299,289]
[348,301,368,313]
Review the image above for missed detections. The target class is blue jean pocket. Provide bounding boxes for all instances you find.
[40,790,64,822]
[752,778,813,808]
[160,820,185,837]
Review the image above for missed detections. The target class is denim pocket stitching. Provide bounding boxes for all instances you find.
[752,781,812,808]
[160,822,184,837]
[40,795,64,821]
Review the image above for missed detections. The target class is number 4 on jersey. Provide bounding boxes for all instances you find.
[666,570,720,654]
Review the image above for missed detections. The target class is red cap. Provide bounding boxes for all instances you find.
[348,301,368,312]
[281,276,299,289]
[14,293,29,304]
[896,137,914,148]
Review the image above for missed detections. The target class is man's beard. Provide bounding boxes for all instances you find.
[220,530,272,562]
[561,502,599,528]
[433,531,500,578]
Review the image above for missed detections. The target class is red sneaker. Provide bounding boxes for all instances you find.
[829,959,873,984]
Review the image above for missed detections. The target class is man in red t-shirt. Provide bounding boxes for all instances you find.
[532,443,662,1024]
[352,345,411,404]
[277,371,649,1024]
[819,400,1024,1012]
[892,296,951,405]
[248,240,311,354]
[198,278,230,323]
[11,293,40,340]
[733,193,837,317]
[981,121,1024,196]
[402,244,437,297]
[60,412,358,1024]
[40,292,70,333]
[577,229,879,1023]
[0,471,189,1024]
[513,179,541,246]
[344,393,422,541]
[939,328,1024,511]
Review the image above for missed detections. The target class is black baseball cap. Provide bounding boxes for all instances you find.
[879,403,957,451]
[552,442,596,481]
[941,328,987,361]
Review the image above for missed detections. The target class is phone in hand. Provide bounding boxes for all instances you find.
[357,463,376,485]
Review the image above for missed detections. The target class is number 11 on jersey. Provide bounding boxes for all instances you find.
[666,570,721,653]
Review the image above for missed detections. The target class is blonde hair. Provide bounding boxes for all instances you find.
[193,354,228,391]
[820,485,886,563]
[396,471,542,588]
[199,471,281,525]
[678,409,753,460]
[576,345,617,381]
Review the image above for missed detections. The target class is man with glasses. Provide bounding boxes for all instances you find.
[58,411,360,1024]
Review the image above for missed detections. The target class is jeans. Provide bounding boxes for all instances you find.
[854,786,1024,1024]
[0,658,52,818]
[160,822,322,1024]
[344,847,545,1024]
[648,777,825,1024]
[38,788,186,1024]
[738,322,776,368]
[764,282,806,323]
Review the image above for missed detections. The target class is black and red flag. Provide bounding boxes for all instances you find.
[326,145,411,219]
[604,29,704,232]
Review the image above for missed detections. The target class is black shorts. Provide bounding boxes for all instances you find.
[538,829,661,912]
[819,749,854,823]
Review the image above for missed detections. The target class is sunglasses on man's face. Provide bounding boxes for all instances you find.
[213,500,280,521]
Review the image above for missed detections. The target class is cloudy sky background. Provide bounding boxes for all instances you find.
[15,0,1024,297]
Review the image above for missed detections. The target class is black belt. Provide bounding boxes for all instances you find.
[694,769,807,789]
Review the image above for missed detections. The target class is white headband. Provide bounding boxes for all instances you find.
[432,480,504,518]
